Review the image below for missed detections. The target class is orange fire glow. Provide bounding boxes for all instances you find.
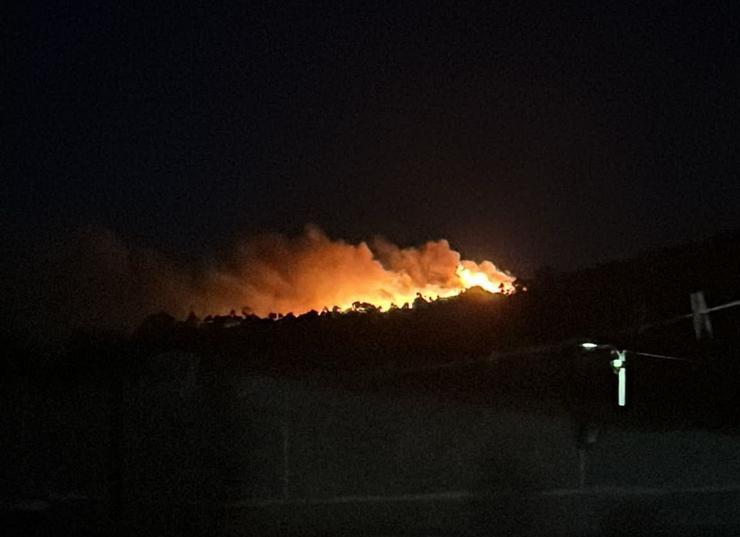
[200,227,515,318]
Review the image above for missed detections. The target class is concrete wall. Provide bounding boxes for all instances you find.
[225,371,740,536]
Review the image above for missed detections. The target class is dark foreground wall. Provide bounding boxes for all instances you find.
[225,369,740,536]
[3,350,740,536]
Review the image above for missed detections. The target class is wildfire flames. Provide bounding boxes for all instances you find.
[202,226,515,317]
[22,226,517,334]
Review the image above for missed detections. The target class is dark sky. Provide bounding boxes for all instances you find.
[7,1,740,275]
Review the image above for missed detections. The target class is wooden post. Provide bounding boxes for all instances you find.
[690,291,713,340]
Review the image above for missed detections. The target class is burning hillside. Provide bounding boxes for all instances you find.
[11,226,515,339]
[201,226,515,317]
[199,227,515,316]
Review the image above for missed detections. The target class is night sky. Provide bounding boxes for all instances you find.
[7,2,740,275]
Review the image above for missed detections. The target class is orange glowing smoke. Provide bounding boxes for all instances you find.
[200,226,514,317]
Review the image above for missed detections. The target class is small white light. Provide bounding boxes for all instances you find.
[580,342,598,349]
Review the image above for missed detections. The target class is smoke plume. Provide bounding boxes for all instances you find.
[7,226,514,338]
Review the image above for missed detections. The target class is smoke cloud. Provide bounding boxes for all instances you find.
[6,226,514,339]
[199,225,514,316]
